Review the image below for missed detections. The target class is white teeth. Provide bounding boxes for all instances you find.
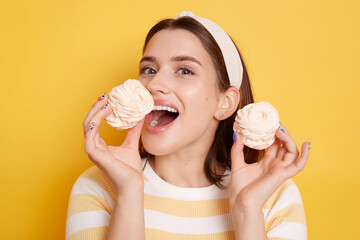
[150,120,158,126]
[153,105,178,113]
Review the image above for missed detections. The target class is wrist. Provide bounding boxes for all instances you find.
[230,198,264,214]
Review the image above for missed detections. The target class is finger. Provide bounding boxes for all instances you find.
[285,142,310,177]
[266,122,291,158]
[230,132,247,172]
[276,144,287,160]
[275,129,299,164]
[84,100,113,134]
[279,122,292,138]
[84,103,113,153]
[84,121,107,167]
[264,137,281,158]
[96,136,108,151]
[122,118,145,150]
[83,93,108,129]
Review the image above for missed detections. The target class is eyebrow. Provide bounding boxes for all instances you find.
[140,55,203,67]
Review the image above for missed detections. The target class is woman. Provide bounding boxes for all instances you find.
[66,11,309,240]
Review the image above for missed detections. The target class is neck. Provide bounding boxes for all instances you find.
[149,151,210,188]
[145,115,230,188]
[148,125,226,188]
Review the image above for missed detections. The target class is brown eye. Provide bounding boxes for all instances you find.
[141,67,156,74]
[177,68,193,75]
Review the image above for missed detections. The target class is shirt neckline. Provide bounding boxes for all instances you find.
[143,158,230,198]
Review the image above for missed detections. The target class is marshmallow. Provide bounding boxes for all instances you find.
[105,79,154,130]
[233,102,280,150]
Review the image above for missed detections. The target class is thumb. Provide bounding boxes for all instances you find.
[231,132,247,172]
[122,118,145,150]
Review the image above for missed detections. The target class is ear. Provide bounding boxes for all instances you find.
[214,87,240,120]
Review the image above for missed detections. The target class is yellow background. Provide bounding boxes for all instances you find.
[1,0,359,239]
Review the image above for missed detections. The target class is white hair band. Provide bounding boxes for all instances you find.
[175,11,243,89]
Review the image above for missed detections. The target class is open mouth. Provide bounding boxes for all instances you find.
[146,105,179,128]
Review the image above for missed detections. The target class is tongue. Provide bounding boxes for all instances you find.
[149,110,177,127]
[157,112,176,126]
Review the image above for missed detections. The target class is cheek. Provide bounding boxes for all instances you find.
[193,83,218,108]
[183,80,217,101]
[184,91,218,119]
[138,77,149,89]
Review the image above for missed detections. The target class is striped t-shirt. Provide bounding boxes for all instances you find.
[66,160,307,239]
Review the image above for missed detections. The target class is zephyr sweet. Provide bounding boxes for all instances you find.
[105,79,154,130]
[233,102,280,150]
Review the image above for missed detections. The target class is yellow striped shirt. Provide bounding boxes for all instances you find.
[66,160,306,239]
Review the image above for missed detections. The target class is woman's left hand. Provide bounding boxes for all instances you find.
[229,123,310,211]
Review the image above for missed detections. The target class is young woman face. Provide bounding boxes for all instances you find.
[138,29,222,156]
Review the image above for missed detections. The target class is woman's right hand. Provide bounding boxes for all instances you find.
[83,94,145,195]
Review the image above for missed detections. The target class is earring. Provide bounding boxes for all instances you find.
[218,113,224,119]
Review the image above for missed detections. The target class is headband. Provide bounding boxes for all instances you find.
[175,11,243,89]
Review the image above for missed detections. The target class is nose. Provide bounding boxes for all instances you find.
[144,70,171,95]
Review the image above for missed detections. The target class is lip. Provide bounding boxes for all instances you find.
[152,99,179,112]
[145,99,179,134]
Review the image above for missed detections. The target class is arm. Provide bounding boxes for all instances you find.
[66,168,146,240]
[263,180,307,239]
[69,93,146,239]
[231,208,268,240]
[66,168,114,240]
[231,180,307,240]
[230,124,309,240]
[107,189,145,240]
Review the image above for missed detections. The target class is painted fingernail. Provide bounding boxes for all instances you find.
[98,93,106,101]
[90,122,95,130]
[102,103,109,109]
[308,142,311,150]
[279,126,285,133]
[233,132,237,143]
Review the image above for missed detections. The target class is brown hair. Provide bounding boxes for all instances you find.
[139,17,265,188]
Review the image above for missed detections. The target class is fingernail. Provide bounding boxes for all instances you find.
[308,142,311,150]
[90,122,95,130]
[279,126,285,133]
[233,132,237,143]
[98,93,106,101]
[102,103,109,109]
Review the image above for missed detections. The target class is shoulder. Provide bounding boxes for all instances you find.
[263,179,307,239]
[263,178,303,211]
[70,166,117,202]
[68,166,117,209]
[66,166,116,239]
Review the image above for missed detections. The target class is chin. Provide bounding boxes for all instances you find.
[142,142,172,156]
[141,134,177,157]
